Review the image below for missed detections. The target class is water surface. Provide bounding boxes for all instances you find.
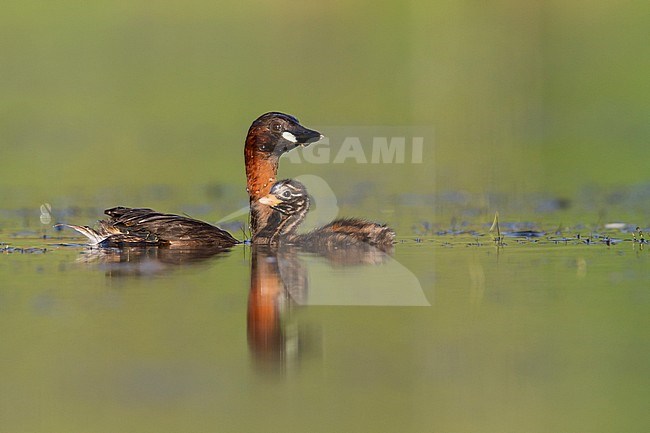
[2,210,648,433]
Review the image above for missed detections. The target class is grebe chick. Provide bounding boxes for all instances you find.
[258,179,395,249]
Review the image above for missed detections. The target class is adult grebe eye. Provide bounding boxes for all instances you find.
[271,122,282,132]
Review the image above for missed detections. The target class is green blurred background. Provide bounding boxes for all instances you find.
[2,0,649,215]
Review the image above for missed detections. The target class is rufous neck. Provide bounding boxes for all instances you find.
[246,158,278,201]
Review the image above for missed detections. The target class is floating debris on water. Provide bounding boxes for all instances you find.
[2,246,47,254]
[488,212,505,247]
[632,227,647,244]
[504,230,546,238]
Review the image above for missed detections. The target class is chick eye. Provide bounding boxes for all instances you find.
[271,122,282,132]
[282,190,292,199]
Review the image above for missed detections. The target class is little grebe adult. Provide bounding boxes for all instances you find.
[61,206,239,248]
[63,112,322,248]
[257,179,395,249]
[245,112,322,242]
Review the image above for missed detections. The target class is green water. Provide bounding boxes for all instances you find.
[1,216,649,433]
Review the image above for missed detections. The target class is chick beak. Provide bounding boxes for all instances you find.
[259,194,282,206]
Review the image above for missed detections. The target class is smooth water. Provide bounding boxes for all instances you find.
[2,209,649,433]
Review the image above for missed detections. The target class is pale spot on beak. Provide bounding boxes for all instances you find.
[282,131,297,143]
[259,195,281,206]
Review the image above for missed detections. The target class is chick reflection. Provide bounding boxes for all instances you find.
[247,245,308,373]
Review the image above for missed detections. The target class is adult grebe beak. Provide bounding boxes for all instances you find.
[285,124,323,147]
